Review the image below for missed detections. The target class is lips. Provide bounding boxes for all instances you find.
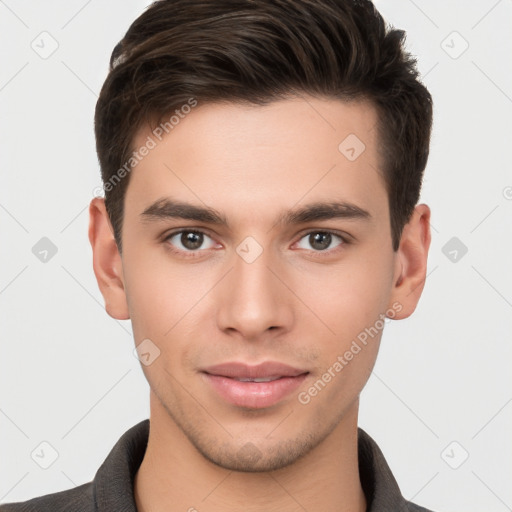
[202,361,307,379]
[201,361,309,408]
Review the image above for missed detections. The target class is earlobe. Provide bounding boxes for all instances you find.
[88,197,130,320]
[388,204,431,319]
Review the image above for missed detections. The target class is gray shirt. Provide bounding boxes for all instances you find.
[0,420,436,511]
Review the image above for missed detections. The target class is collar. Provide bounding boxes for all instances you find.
[92,419,427,511]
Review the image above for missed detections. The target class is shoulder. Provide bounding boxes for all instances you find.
[357,427,440,512]
[0,482,94,512]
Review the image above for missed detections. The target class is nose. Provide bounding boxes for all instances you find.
[215,245,293,341]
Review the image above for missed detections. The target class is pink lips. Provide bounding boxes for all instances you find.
[201,361,309,409]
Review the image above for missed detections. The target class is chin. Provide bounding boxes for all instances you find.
[189,433,320,473]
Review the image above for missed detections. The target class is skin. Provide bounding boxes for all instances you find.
[88,96,431,512]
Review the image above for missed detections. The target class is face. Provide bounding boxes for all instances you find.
[91,96,428,472]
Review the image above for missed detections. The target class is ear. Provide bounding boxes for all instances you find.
[88,197,130,320]
[388,203,431,319]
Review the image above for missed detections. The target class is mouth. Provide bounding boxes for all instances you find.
[201,361,309,409]
[229,376,283,382]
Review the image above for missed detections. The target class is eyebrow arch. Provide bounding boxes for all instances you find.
[140,198,229,225]
[140,198,371,227]
[278,201,371,225]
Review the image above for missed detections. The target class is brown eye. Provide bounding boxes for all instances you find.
[165,230,216,253]
[309,232,332,251]
[295,231,346,253]
[181,231,203,250]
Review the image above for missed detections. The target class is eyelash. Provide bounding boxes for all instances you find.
[162,229,350,259]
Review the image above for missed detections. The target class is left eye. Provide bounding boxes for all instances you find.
[166,230,217,251]
[295,231,345,252]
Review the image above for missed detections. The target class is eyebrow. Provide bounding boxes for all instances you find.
[140,198,371,227]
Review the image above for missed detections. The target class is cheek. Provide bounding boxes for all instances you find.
[290,252,394,343]
[122,242,192,330]
[296,271,387,409]
[122,248,221,379]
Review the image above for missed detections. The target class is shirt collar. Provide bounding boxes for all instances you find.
[92,419,413,511]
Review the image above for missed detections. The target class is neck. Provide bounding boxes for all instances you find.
[134,393,366,512]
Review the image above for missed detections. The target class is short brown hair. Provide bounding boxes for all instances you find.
[94,0,433,253]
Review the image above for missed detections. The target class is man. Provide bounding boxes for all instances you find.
[1,0,436,510]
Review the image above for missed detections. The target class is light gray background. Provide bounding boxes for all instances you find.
[1,1,511,510]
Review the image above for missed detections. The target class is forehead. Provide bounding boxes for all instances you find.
[125,96,387,226]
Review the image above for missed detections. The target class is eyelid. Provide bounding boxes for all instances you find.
[163,227,217,241]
